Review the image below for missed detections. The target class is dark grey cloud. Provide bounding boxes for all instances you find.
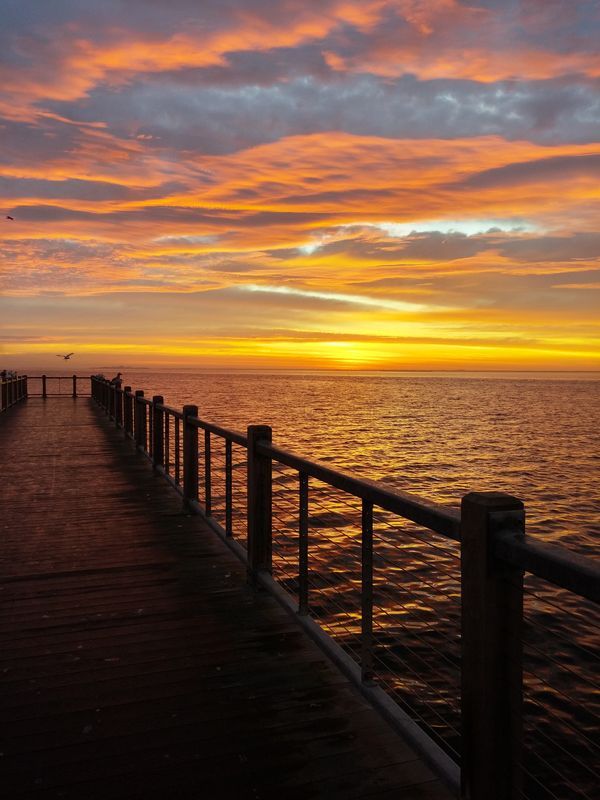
[0,176,186,202]
[458,1,599,54]
[49,74,600,155]
[498,233,600,262]
[295,231,488,263]
[0,119,82,168]
[239,230,600,314]
[453,154,600,190]
[158,45,335,88]
[1,0,264,41]
[295,230,600,266]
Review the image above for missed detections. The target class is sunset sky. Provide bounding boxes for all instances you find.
[1,0,599,370]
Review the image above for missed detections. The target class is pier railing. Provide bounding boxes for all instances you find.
[0,374,27,412]
[25,374,90,398]
[92,376,599,800]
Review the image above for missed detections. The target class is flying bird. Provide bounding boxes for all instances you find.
[6,216,14,220]
[56,353,74,360]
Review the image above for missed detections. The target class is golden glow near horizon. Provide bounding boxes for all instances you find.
[1,1,599,371]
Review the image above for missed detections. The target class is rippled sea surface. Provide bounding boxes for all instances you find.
[108,371,599,798]
[124,371,599,550]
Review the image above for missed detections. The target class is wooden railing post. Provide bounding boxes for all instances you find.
[23,376,28,399]
[114,380,123,427]
[108,381,116,419]
[42,374,47,400]
[183,405,199,505]
[460,491,525,800]
[134,390,145,450]
[72,374,77,398]
[1,379,6,411]
[247,425,272,584]
[123,386,132,436]
[152,395,165,469]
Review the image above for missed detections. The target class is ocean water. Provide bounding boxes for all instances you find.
[29,370,600,797]
[120,370,599,552]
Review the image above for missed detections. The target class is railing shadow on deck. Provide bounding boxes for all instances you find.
[26,375,597,800]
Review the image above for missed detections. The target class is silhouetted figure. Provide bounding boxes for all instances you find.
[6,216,14,221]
[110,372,123,384]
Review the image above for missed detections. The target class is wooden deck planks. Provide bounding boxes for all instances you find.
[0,399,454,799]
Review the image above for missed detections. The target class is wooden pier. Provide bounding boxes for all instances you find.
[0,397,452,799]
[1,374,598,800]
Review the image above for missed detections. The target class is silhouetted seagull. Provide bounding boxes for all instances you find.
[110,372,123,383]
[6,216,14,220]
[56,353,74,360]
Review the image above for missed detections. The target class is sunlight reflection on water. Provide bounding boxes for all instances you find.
[125,371,599,550]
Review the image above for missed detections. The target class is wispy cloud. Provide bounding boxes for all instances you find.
[240,284,438,312]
